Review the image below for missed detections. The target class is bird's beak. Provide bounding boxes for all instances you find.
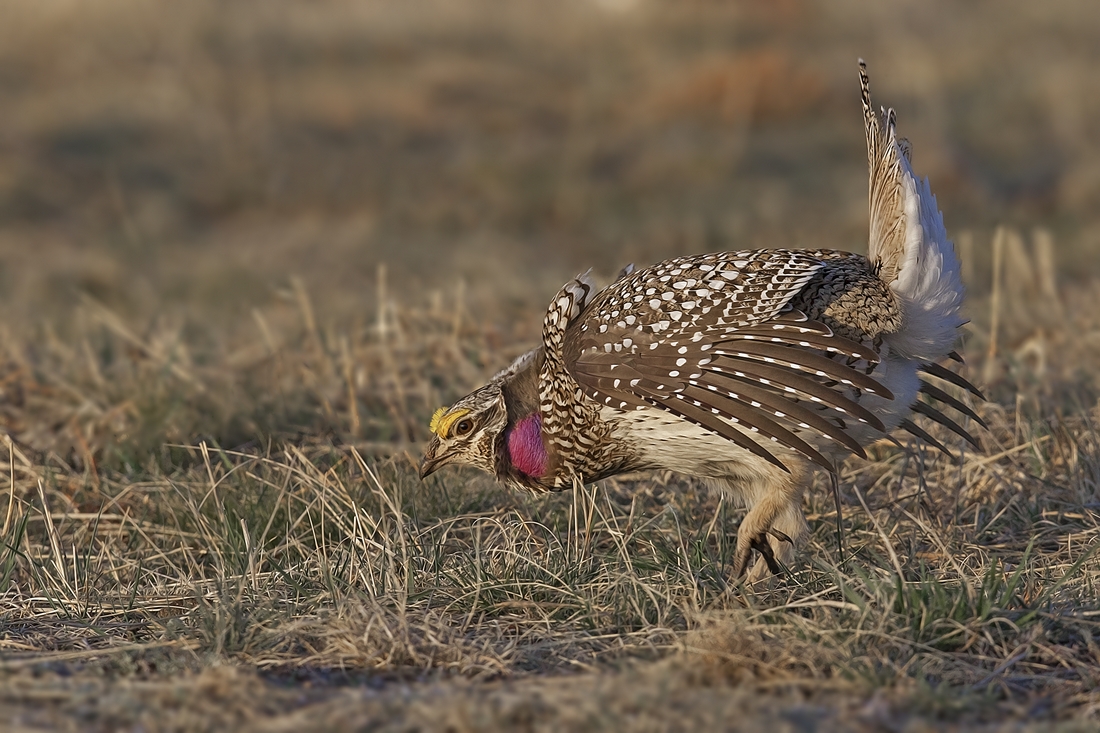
[418,437,444,480]
[418,456,441,480]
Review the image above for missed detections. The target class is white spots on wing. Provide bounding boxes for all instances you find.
[625,315,636,325]
[669,311,682,321]
[661,291,675,301]
[649,299,662,310]
[676,358,687,366]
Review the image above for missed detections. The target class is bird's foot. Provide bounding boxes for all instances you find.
[750,534,784,576]
[732,531,788,579]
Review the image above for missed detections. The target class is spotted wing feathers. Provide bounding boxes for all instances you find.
[564,249,894,472]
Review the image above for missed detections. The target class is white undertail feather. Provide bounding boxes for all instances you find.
[891,162,965,360]
[861,60,964,362]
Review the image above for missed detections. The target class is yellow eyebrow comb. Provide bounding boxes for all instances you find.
[429,407,469,437]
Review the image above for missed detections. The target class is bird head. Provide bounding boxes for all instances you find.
[419,383,508,480]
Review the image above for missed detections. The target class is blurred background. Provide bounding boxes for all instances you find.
[1,0,1099,462]
[2,0,1098,329]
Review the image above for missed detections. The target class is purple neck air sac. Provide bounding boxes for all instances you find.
[507,414,546,477]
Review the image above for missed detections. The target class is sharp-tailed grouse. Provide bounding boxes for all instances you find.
[419,62,983,581]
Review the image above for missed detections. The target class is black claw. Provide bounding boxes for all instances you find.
[768,528,794,546]
[750,535,784,576]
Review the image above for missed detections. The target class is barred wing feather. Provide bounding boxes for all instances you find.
[563,249,893,472]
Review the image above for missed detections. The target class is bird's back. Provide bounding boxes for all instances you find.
[543,249,903,484]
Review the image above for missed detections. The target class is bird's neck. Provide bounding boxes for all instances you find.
[505,413,547,478]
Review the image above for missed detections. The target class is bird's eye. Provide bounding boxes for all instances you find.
[454,419,473,436]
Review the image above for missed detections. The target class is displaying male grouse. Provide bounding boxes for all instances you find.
[419,62,982,581]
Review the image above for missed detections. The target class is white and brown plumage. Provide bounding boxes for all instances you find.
[419,62,984,580]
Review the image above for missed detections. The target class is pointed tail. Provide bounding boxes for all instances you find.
[861,60,964,362]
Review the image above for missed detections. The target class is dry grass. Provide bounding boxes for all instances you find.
[2,0,1100,730]
[2,238,1100,730]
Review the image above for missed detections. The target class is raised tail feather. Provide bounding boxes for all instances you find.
[862,60,984,459]
[861,60,965,363]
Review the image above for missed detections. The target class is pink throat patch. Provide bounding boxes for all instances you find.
[506,414,546,478]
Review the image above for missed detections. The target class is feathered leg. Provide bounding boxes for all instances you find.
[722,464,809,581]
